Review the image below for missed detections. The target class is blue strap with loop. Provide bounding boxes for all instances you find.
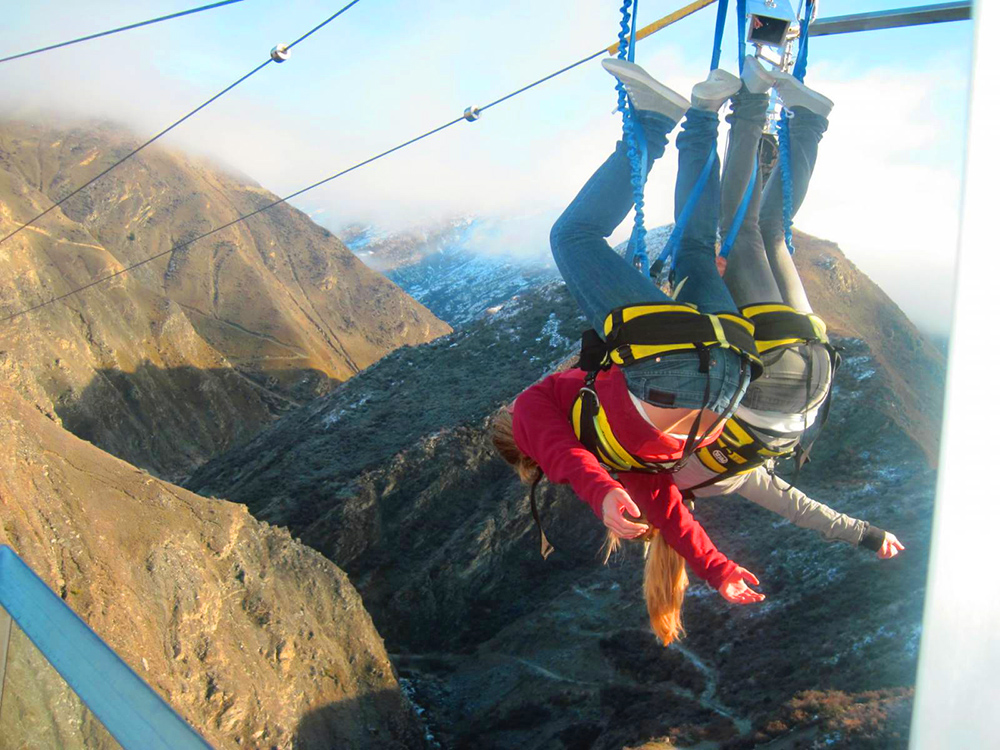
[616,0,652,275]
[720,0,753,260]
[777,0,814,255]
[654,0,730,277]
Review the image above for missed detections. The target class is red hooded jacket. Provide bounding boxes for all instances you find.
[512,366,736,589]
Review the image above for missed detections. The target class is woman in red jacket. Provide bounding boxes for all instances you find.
[496,60,769,645]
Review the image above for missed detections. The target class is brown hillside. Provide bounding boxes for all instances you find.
[0,119,450,476]
[0,383,425,749]
[793,230,946,464]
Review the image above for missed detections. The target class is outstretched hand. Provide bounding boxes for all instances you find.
[601,488,649,539]
[718,566,765,605]
[878,532,905,559]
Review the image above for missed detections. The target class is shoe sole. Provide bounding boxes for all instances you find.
[602,58,691,114]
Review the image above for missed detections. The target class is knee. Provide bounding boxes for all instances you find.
[549,212,592,254]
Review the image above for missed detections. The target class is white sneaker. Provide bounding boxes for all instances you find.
[691,68,741,112]
[602,58,691,123]
[773,72,834,117]
[742,55,776,94]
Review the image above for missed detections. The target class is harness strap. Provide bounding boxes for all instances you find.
[528,470,555,560]
[603,304,762,377]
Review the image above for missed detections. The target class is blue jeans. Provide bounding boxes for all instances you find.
[550,111,747,413]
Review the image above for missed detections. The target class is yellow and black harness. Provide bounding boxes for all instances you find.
[682,303,842,496]
[529,302,762,558]
[570,303,763,474]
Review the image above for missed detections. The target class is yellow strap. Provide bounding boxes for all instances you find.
[718,313,755,335]
[756,336,808,353]
[596,405,649,471]
[741,302,797,318]
[609,341,703,365]
[723,419,756,447]
[571,397,584,437]
[807,313,829,342]
[696,446,728,473]
[604,303,700,336]
[707,314,728,349]
[606,0,719,55]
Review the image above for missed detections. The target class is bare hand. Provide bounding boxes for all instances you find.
[717,566,766,605]
[878,532,905,559]
[601,488,649,539]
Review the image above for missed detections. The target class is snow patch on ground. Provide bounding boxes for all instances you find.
[322,394,371,428]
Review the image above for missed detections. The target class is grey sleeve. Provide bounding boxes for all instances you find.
[736,466,869,546]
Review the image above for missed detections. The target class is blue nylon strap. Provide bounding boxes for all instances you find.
[793,0,813,81]
[720,157,757,259]
[657,149,719,272]
[655,0,732,277]
[710,0,730,70]
[737,0,747,72]
[720,0,755,261]
[0,546,215,750]
[615,0,651,274]
[778,0,814,254]
[627,0,640,62]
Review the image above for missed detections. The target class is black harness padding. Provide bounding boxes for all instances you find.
[603,306,762,378]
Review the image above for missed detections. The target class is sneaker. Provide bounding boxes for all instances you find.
[691,68,741,112]
[602,58,691,124]
[773,72,834,117]
[742,55,777,94]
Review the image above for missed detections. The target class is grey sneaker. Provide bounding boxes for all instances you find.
[691,68,741,112]
[602,58,690,123]
[742,55,777,94]
[773,72,834,117]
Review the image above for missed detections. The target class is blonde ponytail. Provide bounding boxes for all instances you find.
[603,527,688,646]
[494,406,688,645]
[643,530,688,645]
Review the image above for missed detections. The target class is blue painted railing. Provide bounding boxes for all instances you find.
[0,545,214,749]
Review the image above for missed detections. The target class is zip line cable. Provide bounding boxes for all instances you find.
[0,0,715,326]
[0,1,247,65]
[0,0,364,249]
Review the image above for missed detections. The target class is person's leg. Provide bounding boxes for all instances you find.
[551,136,673,335]
[551,62,688,335]
[719,85,783,307]
[671,107,736,314]
[757,87,830,311]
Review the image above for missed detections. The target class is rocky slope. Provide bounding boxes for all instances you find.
[187,228,944,748]
[0,383,426,750]
[344,218,558,327]
[0,119,450,478]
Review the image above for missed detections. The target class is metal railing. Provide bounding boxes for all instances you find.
[0,546,214,749]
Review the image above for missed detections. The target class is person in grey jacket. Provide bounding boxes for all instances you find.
[671,58,903,559]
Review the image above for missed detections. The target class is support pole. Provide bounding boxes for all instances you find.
[809,1,972,37]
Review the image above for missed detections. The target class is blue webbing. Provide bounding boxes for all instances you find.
[655,0,731,277]
[721,0,753,260]
[720,158,757,259]
[0,546,214,750]
[778,0,814,255]
[616,0,651,275]
[709,0,729,71]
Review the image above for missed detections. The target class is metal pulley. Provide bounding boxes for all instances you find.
[463,106,481,122]
[270,44,290,63]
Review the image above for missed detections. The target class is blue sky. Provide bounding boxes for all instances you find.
[0,1,976,333]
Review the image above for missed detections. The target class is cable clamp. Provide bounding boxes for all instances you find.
[270,44,290,63]
[463,106,481,122]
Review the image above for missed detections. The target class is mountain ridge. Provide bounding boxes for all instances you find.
[0,118,451,478]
